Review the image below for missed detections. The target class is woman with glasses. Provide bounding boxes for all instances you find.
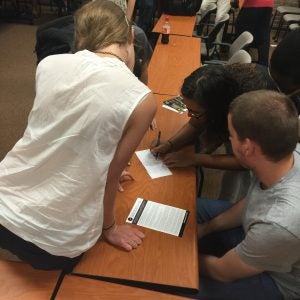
[0,0,156,271]
[150,63,273,201]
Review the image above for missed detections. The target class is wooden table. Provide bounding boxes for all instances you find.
[148,35,201,96]
[0,260,60,300]
[152,14,197,37]
[73,94,199,294]
[56,275,193,299]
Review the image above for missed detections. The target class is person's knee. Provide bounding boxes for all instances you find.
[197,198,233,223]
[197,198,215,223]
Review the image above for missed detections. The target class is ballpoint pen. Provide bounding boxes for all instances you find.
[155,131,161,160]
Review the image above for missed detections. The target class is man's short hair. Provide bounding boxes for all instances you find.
[229,90,298,161]
[270,28,300,87]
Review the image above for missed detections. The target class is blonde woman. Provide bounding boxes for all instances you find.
[0,0,156,271]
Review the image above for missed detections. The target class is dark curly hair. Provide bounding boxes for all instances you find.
[181,64,269,144]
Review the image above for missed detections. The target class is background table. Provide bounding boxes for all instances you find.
[152,14,197,37]
[148,35,201,96]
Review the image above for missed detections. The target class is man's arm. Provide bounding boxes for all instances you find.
[198,198,263,281]
[200,249,263,282]
[198,198,246,239]
[102,93,156,250]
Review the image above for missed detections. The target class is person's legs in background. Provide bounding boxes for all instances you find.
[235,8,254,42]
[255,7,273,66]
[235,7,272,66]
[136,0,155,36]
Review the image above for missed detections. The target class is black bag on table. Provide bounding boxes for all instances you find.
[162,0,202,16]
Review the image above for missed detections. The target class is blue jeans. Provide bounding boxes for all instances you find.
[186,198,283,300]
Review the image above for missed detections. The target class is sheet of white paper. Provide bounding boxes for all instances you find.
[126,198,189,237]
[135,149,172,179]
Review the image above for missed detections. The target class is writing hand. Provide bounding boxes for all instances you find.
[163,151,197,168]
[150,139,172,156]
[103,224,145,251]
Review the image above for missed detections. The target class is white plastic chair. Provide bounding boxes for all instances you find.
[227,49,252,64]
[272,6,300,41]
[203,31,253,64]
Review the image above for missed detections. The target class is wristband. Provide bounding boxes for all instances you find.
[103,221,116,231]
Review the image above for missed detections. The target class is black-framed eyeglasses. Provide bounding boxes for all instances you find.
[187,109,206,119]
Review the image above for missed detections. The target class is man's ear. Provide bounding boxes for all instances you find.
[242,138,255,157]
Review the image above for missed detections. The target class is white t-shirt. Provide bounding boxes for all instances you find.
[0,50,150,258]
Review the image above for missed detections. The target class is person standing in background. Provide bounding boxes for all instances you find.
[235,0,273,66]
[136,0,155,36]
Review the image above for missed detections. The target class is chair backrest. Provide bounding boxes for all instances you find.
[227,49,252,64]
[228,31,253,58]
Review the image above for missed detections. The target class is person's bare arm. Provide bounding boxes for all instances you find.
[102,93,156,250]
[200,249,263,282]
[150,120,203,155]
[198,198,246,239]
[163,152,244,170]
[198,198,263,281]
[126,0,136,20]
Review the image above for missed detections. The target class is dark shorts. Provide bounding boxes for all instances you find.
[0,224,83,272]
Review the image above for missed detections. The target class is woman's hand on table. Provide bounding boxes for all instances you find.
[150,139,173,157]
[103,224,145,251]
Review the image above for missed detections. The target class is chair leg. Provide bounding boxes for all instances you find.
[273,15,284,42]
[270,9,278,30]
[230,9,235,35]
